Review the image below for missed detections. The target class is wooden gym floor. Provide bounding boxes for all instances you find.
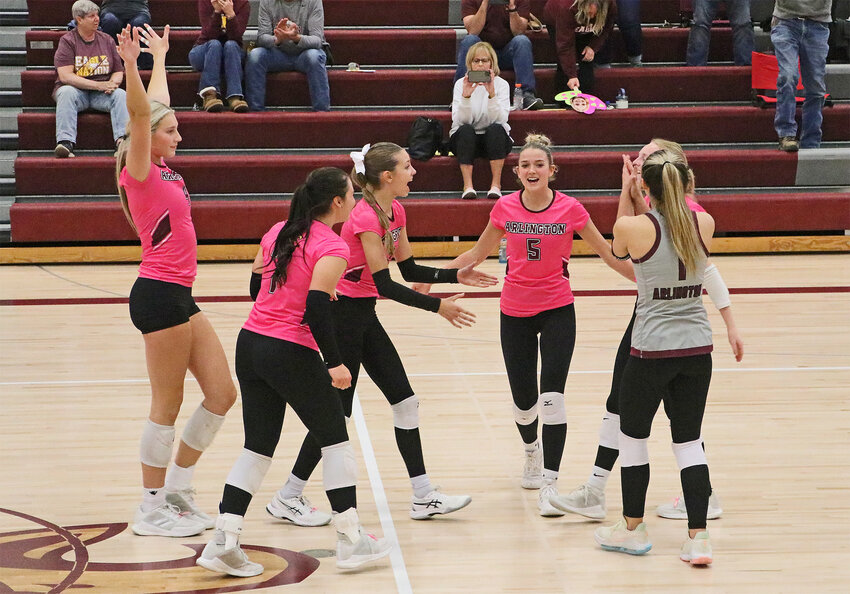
[0,253,848,593]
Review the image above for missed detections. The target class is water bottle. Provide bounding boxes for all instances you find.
[512,83,523,111]
[498,237,508,263]
[615,88,629,109]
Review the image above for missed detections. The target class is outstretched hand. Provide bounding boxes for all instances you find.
[457,263,498,288]
[116,24,141,64]
[138,23,170,57]
[438,294,476,328]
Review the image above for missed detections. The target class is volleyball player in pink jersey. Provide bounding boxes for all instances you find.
[266,142,497,525]
[419,133,633,517]
[196,167,392,576]
[551,139,744,522]
[115,25,235,538]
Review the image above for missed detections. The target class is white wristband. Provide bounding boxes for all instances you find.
[703,263,731,310]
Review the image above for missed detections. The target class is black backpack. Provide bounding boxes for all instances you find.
[407,116,444,161]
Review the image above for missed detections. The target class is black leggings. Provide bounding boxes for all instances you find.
[500,303,577,408]
[619,354,713,529]
[500,303,576,471]
[449,123,512,165]
[222,329,353,515]
[290,295,426,481]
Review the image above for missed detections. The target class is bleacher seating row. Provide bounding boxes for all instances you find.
[9,0,850,249]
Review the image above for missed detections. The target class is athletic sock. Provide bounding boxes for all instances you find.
[141,487,166,512]
[410,473,434,498]
[278,473,307,500]
[587,466,610,492]
[164,463,195,492]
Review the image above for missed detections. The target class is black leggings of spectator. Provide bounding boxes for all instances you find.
[449,124,512,165]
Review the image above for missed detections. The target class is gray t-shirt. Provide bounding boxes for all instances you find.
[773,0,832,23]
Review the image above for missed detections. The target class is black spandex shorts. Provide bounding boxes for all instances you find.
[129,277,200,334]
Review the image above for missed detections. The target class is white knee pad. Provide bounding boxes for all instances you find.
[539,392,567,425]
[391,395,419,430]
[619,432,650,467]
[672,438,707,470]
[598,413,620,449]
[513,402,538,426]
[225,448,272,495]
[321,441,357,491]
[181,404,226,452]
[140,420,175,468]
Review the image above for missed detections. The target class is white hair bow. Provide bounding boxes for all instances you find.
[350,143,371,175]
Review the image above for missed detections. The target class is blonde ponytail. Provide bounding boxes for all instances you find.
[642,149,702,273]
[115,100,175,236]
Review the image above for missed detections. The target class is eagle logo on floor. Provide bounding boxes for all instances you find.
[0,508,319,592]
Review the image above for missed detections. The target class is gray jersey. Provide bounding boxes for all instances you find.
[630,210,713,358]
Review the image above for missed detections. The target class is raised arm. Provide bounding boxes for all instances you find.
[116,25,151,182]
[139,24,171,106]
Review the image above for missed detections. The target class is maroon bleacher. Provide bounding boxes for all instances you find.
[25,0,686,27]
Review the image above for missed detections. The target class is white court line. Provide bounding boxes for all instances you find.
[1,366,849,387]
[351,393,412,594]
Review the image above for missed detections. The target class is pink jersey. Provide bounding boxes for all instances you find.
[121,162,197,287]
[336,198,407,298]
[644,195,707,213]
[490,190,590,317]
[243,219,349,350]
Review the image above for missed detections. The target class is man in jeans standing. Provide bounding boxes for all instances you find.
[245,0,329,111]
[771,0,832,152]
[686,0,754,66]
[456,0,544,110]
[53,0,128,158]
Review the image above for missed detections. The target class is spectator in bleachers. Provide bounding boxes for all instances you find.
[686,0,754,66]
[245,0,329,111]
[456,1,544,110]
[771,0,832,151]
[544,0,618,95]
[99,0,154,69]
[616,0,642,66]
[450,42,513,200]
[190,0,250,112]
[53,0,128,158]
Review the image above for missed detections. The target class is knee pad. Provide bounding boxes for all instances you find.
[598,413,620,450]
[321,441,357,491]
[140,420,175,468]
[538,392,567,425]
[181,404,226,452]
[513,402,538,426]
[619,432,650,467]
[391,395,419,430]
[672,438,707,470]
[225,448,272,495]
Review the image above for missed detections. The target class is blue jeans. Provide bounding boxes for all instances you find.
[686,0,753,66]
[771,18,830,148]
[54,85,129,144]
[618,0,643,59]
[244,46,329,111]
[454,34,537,92]
[189,40,245,98]
[99,12,153,70]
